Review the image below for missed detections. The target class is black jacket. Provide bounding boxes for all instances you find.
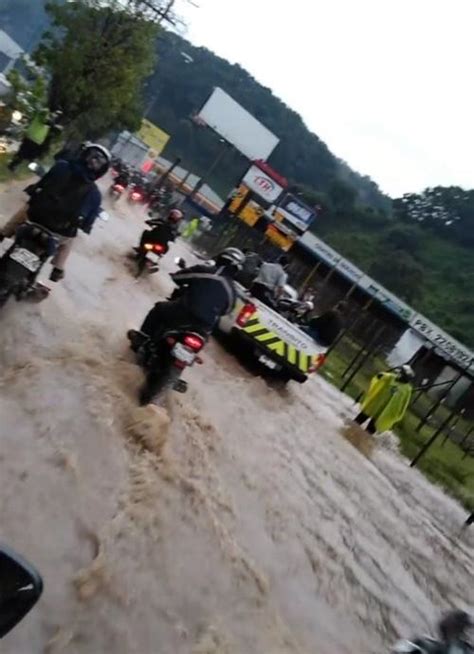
[172,264,236,330]
[143,218,178,246]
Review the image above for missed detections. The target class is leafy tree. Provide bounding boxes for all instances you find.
[381,225,423,255]
[35,0,159,139]
[369,250,424,303]
[394,186,474,247]
[6,63,49,119]
[144,32,388,208]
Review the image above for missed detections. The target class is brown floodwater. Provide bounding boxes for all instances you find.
[0,178,472,653]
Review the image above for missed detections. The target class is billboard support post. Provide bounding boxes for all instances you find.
[189,142,229,200]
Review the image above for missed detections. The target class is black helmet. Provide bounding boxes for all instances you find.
[438,610,473,642]
[215,247,245,276]
[79,143,111,180]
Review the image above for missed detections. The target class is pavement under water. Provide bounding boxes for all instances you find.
[0,177,472,653]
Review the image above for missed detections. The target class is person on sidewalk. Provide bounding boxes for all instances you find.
[355,365,414,434]
[7,109,62,172]
[0,143,110,282]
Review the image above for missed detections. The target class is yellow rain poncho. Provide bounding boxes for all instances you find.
[181,217,200,239]
[361,372,412,433]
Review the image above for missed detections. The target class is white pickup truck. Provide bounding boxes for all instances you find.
[219,285,327,383]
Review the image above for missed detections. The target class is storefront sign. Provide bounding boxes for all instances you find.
[275,194,316,232]
[242,165,284,203]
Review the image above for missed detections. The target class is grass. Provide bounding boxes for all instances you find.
[0,153,31,182]
[320,340,474,511]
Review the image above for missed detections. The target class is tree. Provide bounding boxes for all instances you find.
[35,0,160,139]
[6,63,49,120]
[394,186,474,247]
[382,225,423,255]
[369,251,424,303]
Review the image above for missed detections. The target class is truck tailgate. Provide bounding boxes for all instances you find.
[230,293,326,376]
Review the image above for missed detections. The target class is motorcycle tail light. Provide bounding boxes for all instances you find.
[183,334,205,352]
[236,303,257,327]
[114,184,125,192]
[131,192,141,200]
[153,244,165,254]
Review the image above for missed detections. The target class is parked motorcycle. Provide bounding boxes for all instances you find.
[0,544,43,638]
[0,223,58,307]
[128,328,206,405]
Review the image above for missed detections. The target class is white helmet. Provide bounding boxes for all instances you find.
[215,247,245,273]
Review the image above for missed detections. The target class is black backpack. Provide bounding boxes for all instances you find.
[28,167,93,237]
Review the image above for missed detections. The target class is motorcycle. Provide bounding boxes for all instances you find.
[277,297,313,324]
[109,181,127,201]
[128,328,206,406]
[0,544,43,638]
[0,222,59,308]
[132,239,169,277]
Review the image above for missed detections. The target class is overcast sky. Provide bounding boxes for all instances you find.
[177,0,474,197]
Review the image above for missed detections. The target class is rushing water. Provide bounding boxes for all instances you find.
[0,178,472,653]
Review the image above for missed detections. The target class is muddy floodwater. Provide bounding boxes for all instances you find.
[0,178,472,653]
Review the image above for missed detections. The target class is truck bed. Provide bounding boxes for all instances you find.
[219,285,327,382]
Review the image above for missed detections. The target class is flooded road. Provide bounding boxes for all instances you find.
[0,178,472,653]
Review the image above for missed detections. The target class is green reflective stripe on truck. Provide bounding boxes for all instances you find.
[241,317,315,373]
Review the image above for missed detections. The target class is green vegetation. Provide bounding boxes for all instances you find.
[2,4,471,346]
[145,32,390,211]
[35,0,159,139]
[309,187,474,347]
[144,32,472,348]
[0,154,30,182]
[320,345,474,511]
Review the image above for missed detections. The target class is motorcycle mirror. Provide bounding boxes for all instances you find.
[174,257,186,269]
[0,545,43,638]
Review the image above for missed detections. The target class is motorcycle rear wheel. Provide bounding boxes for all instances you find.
[0,287,12,309]
[139,366,182,406]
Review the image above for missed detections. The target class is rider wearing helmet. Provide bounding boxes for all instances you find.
[129,248,245,346]
[138,208,184,253]
[0,142,111,281]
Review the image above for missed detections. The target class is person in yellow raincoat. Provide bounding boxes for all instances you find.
[355,365,414,434]
[181,216,200,240]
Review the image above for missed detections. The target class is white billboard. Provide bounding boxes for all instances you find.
[242,164,284,203]
[197,87,279,161]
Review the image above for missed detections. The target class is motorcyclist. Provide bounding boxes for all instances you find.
[113,165,130,189]
[393,610,473,653]
[235,249,263,288]
[137,208,184,253]
[0,143,110,281]
[128,247,245,347]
